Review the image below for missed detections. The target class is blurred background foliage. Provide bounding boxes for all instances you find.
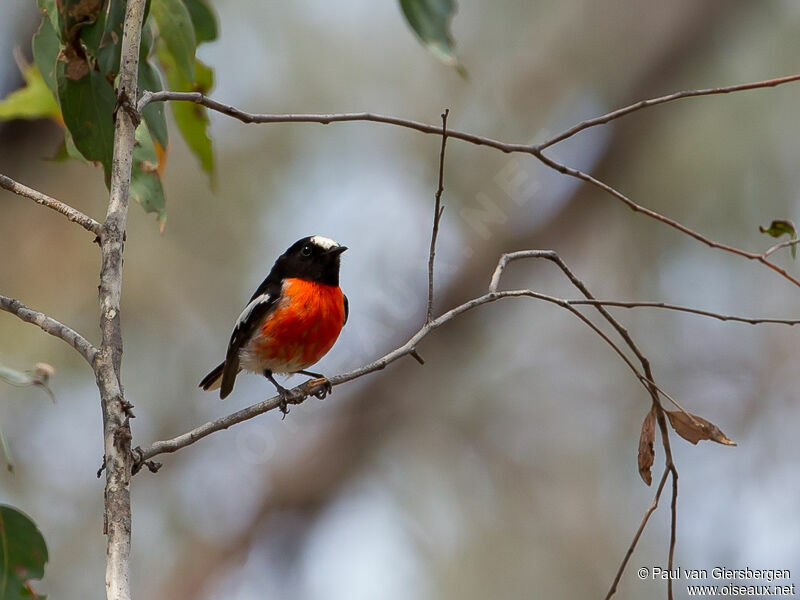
[1,0,799,598]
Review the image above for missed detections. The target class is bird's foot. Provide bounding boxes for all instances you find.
[275,384,293,418]
[307,377,332,400]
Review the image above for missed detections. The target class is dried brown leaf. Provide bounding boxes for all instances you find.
[666,410,736,446]
[637,406,656,485]
[60,46,89,81]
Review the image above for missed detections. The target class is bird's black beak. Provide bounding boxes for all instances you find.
[326,246,348,256]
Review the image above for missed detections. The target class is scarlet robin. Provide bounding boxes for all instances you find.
[200,235,348,413]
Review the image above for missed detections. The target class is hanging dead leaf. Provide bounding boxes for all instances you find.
[638,406,656,485]
[665,410,736,446]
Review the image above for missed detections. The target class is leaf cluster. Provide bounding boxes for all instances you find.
[0,0,219,227]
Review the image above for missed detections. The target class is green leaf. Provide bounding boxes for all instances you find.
[79,0,109,54]
[399,0,465,74]
[56,0,106,47]
[96,0,125,77]
[140,18,156,59]
[760,219,798,259]
[37,0,60,39]
[32,15,61,96]
[158,46,214,175]
[138,59,169,148]
[65,128,89,162]
[0,506,48,600]
[45,129,90,164]
[130,123,167,227]
[151,0,197,82]
[0,63,60,122]
[184,0,218,44]
[56,58,116,183]
[0,420,12,472]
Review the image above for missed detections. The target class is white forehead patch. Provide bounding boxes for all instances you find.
[310,235,339,250]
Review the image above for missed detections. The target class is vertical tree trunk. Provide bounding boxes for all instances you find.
[97,1,147,598]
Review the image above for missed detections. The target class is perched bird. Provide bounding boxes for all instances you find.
[200,235,348,413]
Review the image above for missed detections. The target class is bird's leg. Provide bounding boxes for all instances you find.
[264,370,293,416]
[297,369,332,399]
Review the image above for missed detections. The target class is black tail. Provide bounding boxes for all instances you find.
[199,361,225,392]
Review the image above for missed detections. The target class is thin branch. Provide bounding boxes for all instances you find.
[137,91,543,154]
[0,173,102,236]
[531,151,800,289]
[140,84,800,291]
[0,295,98,365]
[605,467,670,600]
[138,70,800,155]
[491,250,664,406]
[654,409,679,600]
[427,109,449,323]
[493,249,681,600]
[538,73,800,150]
[668,466,678,600]
[135,287,655,466]
[761,237,800,259]
[567,299,800,326]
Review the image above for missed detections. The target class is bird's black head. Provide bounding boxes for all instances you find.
[273,236,347,286]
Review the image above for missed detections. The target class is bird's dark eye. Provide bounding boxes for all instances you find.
[301,244,312,257]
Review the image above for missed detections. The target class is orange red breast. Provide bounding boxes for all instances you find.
[250,278,346,372]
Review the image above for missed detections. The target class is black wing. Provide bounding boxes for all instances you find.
[343,293,349,326]
[219,281,281,398]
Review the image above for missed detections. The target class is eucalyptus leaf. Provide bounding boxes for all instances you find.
[0,63,60,121]
[184,0,218,44]
[32,14,61,96]
[138,59,169,148]
[399,0,465,74]
[56,0,106,47]
[130,123,167,228]
[79,0,109,54]
[158,47,214,176]
[56,57,116,183]
[96,0,125,77]
[0,505,49,600]
[151,0,197,82]
[37,0,60,39]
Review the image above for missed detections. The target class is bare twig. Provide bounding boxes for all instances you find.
[135,285,656,466]
[761,237,800,259]
[137,91,542,154]
[138,71,800,155]
[491,250,664,406]
[567,299,800,326]
[0,295,98,365]
[137,248,703,467]
[605,468,670,600]
[654,410,679,600]
[491,249,682,599]
[97,2,147,599]
[668,465,678,600]
[538,73,800,150]
[427,109,449,323]
[0,173,102,236]
[531,151,800,289]
[139,81,800,290]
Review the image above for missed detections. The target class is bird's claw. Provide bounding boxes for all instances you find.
[308,377,332,400]
[276,388,292,418]
[275,379,331,418]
